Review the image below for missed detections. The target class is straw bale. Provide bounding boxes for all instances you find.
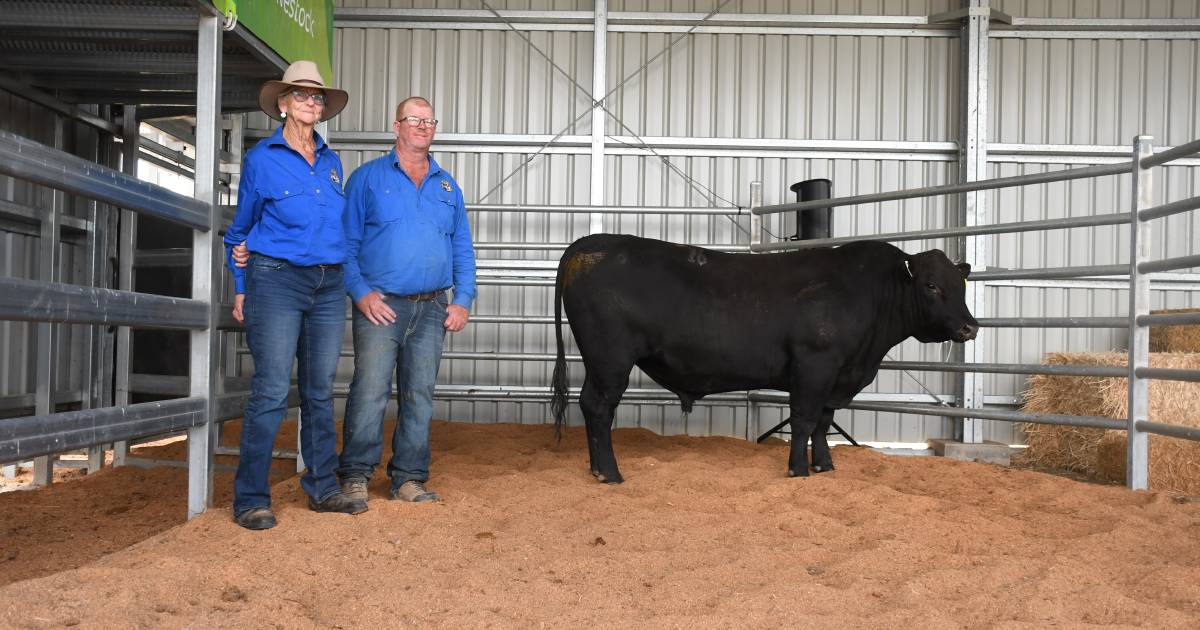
[1149,308,1200,353]
[1016,351,1200,495]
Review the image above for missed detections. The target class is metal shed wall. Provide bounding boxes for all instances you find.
[321,0,1199,444]
[981,0,1200,442]
[0,94,103,419]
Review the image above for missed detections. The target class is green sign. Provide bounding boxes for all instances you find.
[212,0,335,84]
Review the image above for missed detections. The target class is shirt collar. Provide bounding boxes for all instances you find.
[390,150,443,177]
[264,124,329,154]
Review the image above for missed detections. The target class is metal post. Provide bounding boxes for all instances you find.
[85,109,113,474]
[746,180,763,442]
[188,12,222,519]
[113,105,139,467]
[218,113,245,461]
[1127,136,1153,491]
[589,0,607,234]
[32,118,65,486]
[959,0,990,444]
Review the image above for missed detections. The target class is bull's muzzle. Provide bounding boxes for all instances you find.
[957,322,979,342]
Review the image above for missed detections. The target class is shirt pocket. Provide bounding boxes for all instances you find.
[374,187,406,224]
[321,183,347,222]
[427,193,458,234]
[264,185,312,229]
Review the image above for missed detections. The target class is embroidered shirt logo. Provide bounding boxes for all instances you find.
[440,179,452,192]
[329,169,340,185]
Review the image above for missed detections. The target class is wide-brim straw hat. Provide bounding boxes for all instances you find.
[258,60,349,121]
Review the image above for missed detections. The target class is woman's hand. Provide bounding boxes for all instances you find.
[232,294,245,323]
[232,241,249,267]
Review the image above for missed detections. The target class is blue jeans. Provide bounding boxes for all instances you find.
[338,292,447,490]
[233,254,346,515]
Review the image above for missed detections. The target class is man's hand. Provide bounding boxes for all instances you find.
[232,294,245,323]
[232,241,249,267]
[445,304,469,332]
[355,290,396,326]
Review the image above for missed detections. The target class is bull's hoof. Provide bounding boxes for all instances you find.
[812,464,835,473]
[596,471,624,484]
[787,468,809,478]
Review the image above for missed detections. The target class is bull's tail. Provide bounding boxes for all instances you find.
[551,259,570,443]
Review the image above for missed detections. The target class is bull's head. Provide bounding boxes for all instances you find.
[904,250,979,343]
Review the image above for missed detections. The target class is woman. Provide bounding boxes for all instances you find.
[224,60,364,530]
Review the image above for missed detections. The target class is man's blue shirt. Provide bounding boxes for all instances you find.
[342,151,477,309]
[223,126,347,294]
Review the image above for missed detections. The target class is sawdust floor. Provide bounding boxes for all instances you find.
[1,420,1199,629]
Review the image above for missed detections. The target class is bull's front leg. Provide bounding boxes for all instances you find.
[786,411,821,477]
[785,366,835,478]
[810,408,836,473]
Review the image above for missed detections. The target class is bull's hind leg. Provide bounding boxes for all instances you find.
[579,370,630,484]
[810,408,836,473]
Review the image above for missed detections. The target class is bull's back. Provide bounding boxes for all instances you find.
[559,234,861,315]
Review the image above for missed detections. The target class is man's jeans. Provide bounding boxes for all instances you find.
[338,292,447,490]
[233,254,345,516]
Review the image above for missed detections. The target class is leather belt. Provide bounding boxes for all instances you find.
[402,289,445,302]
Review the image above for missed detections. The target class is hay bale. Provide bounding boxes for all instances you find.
[1017,351,1200,495]
[1149,308,1200,353]
[1016,352,1123,476]
[1094,430,1127,484]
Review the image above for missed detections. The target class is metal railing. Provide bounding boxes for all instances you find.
[750,134,1200,491]
[0,14,228,518]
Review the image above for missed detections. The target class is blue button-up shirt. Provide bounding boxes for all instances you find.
[342,152,477,309]
[223,126,347,294]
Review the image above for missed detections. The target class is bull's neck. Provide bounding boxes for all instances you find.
[867,269,921,360]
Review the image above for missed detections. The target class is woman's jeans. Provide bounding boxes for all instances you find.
[338,292,447,491]
[233,254,345,516]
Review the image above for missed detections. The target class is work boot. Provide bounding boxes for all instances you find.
[235,507,277,530]
[341,477,369,503]
[391,480,440,503]
[308,491,368,514]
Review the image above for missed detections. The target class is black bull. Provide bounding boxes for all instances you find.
[551,234,978,483]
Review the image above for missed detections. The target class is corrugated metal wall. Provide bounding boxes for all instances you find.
[0,94,103,417]
[982,0,1200,442]
[315,0,1199,443]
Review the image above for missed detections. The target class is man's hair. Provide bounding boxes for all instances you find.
[395,96,433,122]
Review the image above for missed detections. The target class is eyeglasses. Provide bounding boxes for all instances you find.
[398,116,439,129]
[290,90,327,106]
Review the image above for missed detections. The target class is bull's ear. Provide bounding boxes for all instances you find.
[956,262,971,278]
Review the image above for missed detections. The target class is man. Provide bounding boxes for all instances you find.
[337,96,477,504]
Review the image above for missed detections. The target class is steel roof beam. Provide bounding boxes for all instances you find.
[0,2,196,31]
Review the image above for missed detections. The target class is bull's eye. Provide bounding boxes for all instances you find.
[925,282,943,296]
